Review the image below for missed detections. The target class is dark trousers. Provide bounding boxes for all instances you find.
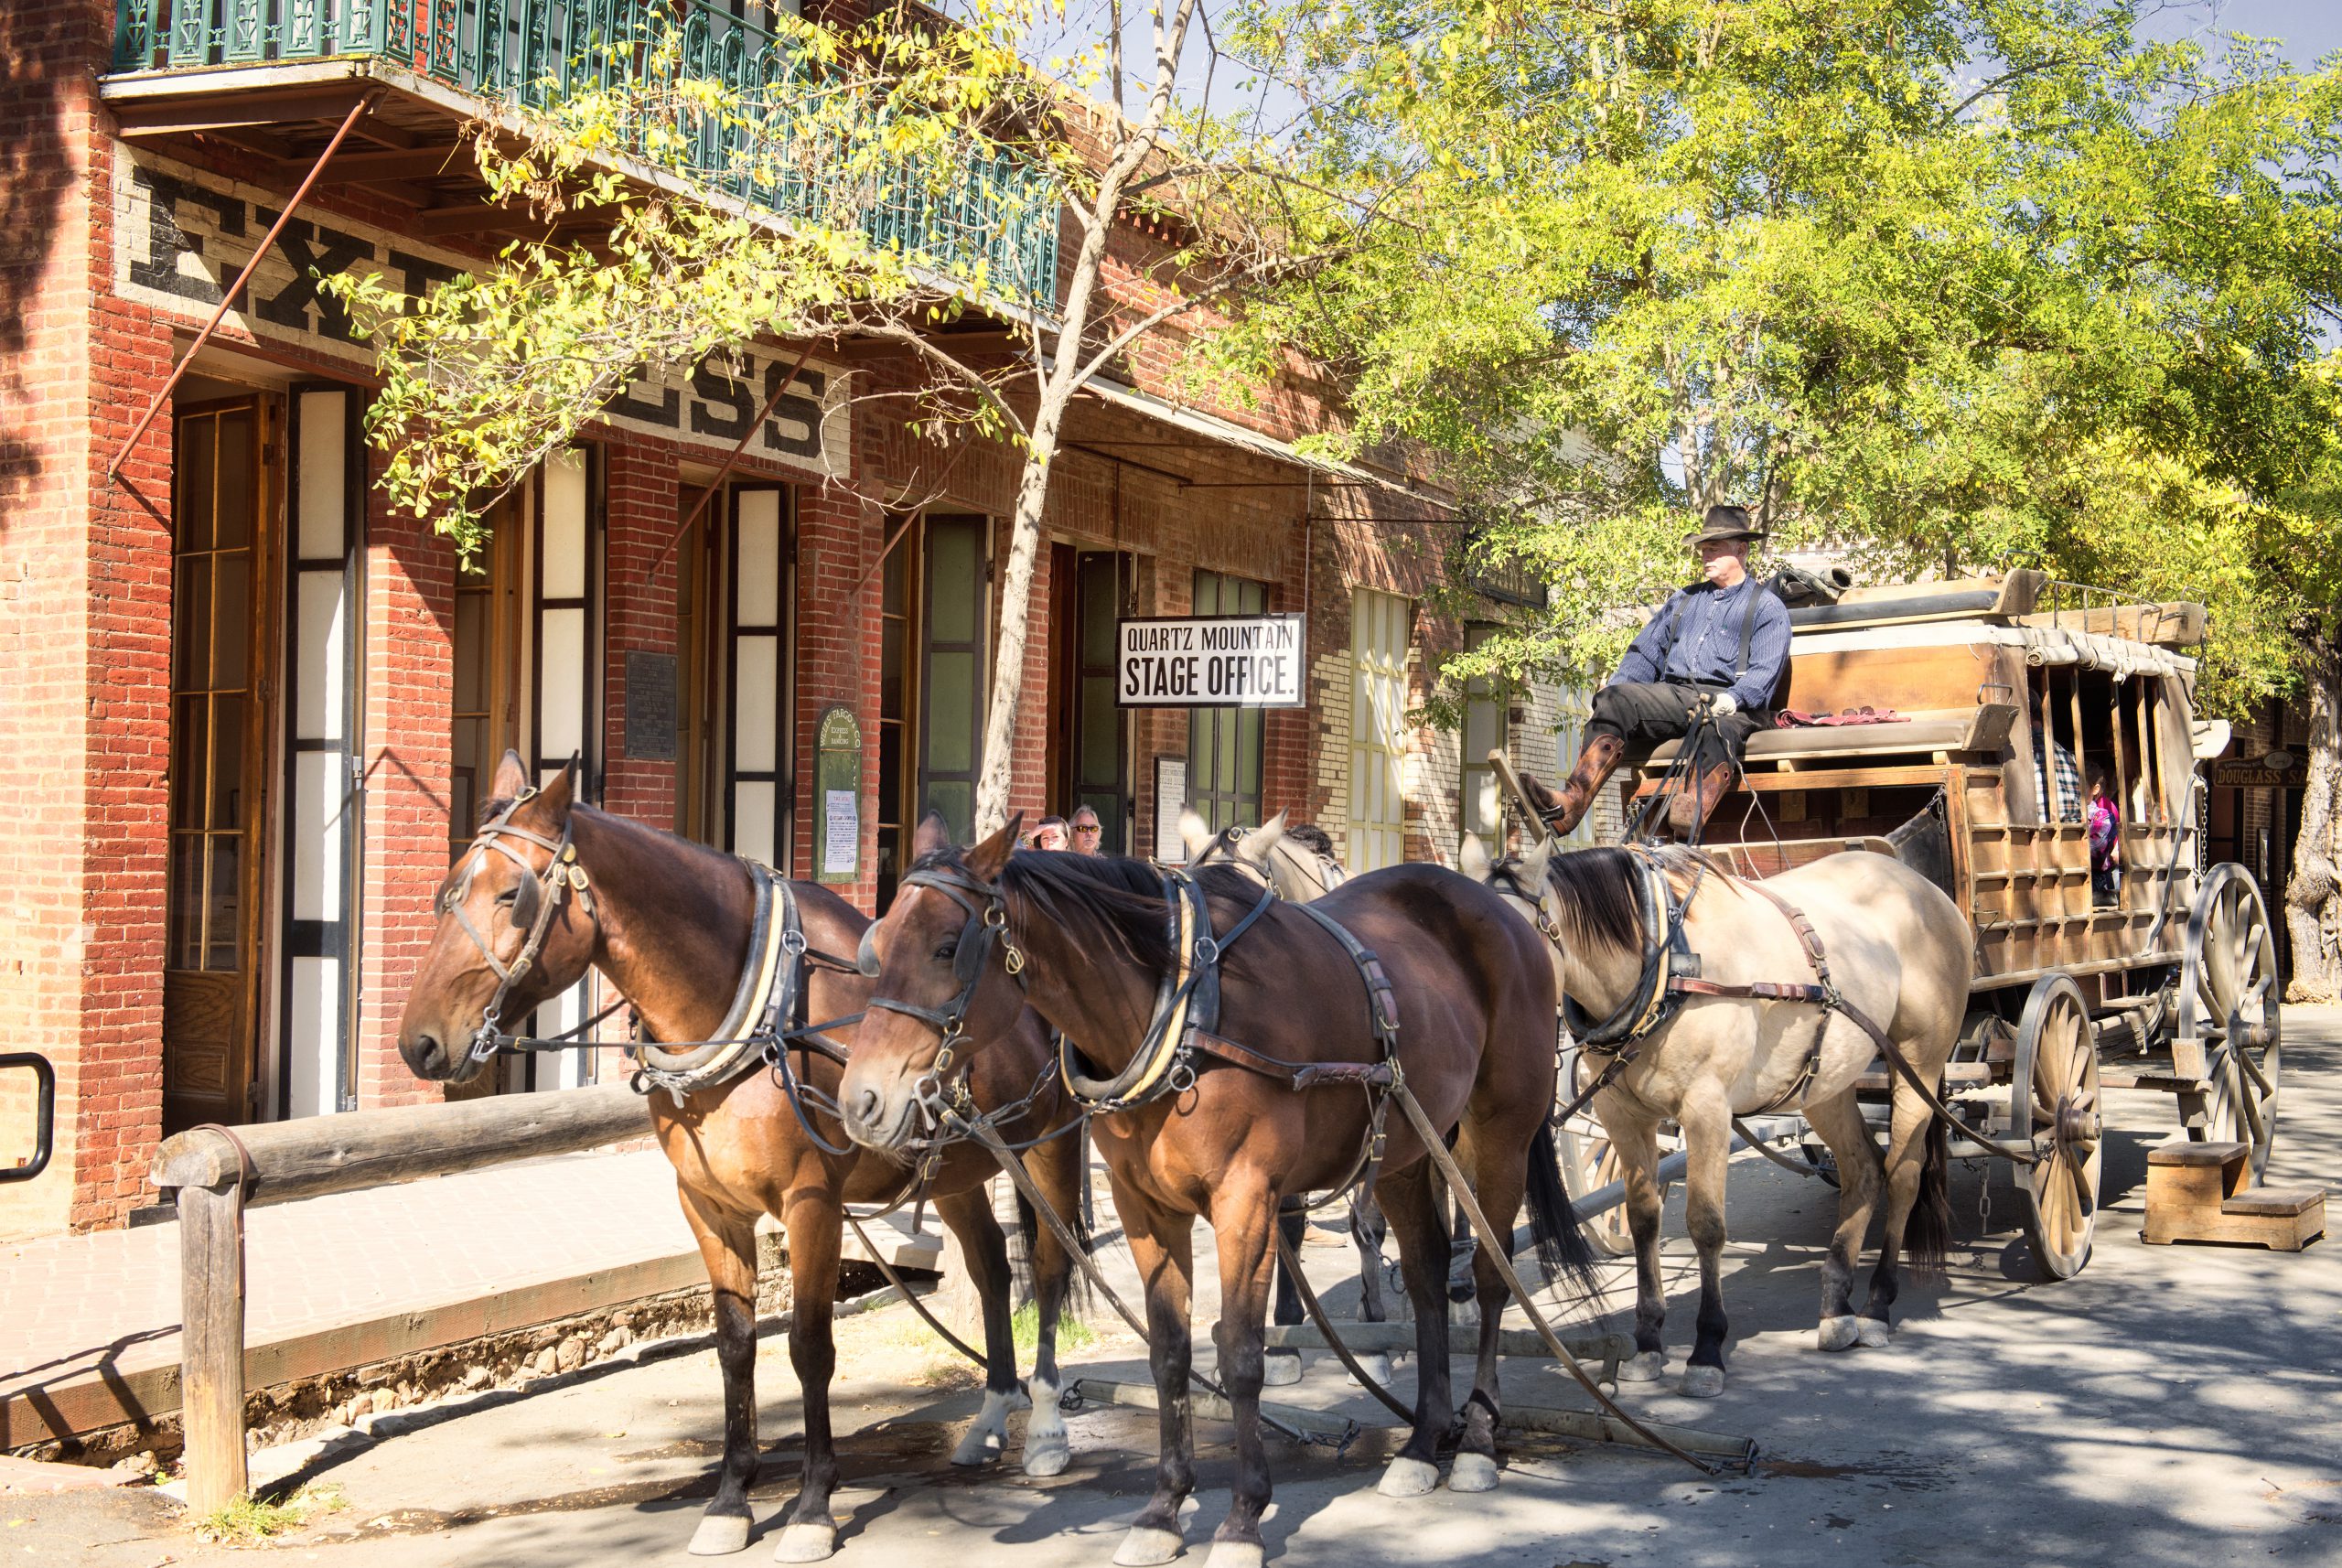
[1586,681,1766,774]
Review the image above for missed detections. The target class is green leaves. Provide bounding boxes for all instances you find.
[1225,0,2342,714]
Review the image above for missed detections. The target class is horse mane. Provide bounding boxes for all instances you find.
[911,845,1255,982]
[1541,843,1741,957]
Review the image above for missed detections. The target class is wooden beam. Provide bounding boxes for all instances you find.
[310,146,475,184]
[115,88,373,137]
[151,1081,650,1207]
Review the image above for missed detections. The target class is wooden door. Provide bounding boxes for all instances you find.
[165,399,277,1133]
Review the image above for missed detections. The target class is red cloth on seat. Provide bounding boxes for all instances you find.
[1774,705,1905,728]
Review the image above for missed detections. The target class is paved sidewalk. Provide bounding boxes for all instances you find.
[0,1144,936,1455]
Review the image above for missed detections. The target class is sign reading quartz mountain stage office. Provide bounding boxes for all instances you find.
[1117,615,1306,708]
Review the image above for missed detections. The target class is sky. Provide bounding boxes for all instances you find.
[1029,0,2342,124]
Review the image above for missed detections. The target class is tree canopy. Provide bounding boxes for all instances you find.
[1216,0,2342,715]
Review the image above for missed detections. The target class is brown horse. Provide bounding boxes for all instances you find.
[839,815,1592,1568]
[1462,832,1970,1396]
[396,753,1088,1563]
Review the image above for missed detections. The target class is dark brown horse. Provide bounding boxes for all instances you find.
[839,816,1591,1568]
[396,753,1088,1563]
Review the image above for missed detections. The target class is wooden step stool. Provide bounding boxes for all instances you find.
[2143,1141,2325,1251]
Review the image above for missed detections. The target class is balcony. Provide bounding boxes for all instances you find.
[106,0,1061,308]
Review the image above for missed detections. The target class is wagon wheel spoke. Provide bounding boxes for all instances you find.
[2066,1155,2094,1220]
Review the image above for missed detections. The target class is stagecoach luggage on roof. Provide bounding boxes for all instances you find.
[1504,571,2285,1282]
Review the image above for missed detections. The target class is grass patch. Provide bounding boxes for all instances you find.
[191,1482,347,1544]
[1013,1302,1095,1359]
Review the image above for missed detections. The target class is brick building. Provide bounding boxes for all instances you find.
[0,0,1570,1239]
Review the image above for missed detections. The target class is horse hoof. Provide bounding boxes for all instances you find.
[772,1521,838,1563]
[688,1514,752,1556]
[951,1426,1006,1466]
[1354,1353,1392,1389]
[1817,1316,1861,1353]
[1113,1526,1186,1566]
[1617,1350,1667,1382]
[1856,1317,1892,1349]
[1377,1456,1440,1498]
[1448,1453,1500,1493]
[1205,1540,1264,1568]
[1023,1435,1071,1477]
[1680,1365,1725,1400]
[1262,1348,1304,1387]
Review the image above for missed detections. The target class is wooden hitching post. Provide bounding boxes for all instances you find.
[177,1176,249,1511]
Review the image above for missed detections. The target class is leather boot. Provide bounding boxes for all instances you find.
[1666,761,1737,841]
[1520,733,1626,837]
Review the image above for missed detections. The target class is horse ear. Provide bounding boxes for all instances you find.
[1237,811,1288,869]
[1519,837,1555,885]
[966,813,1022,880]
[911,811,955,861]
[529,755,577,823]
[491,749,530,803]
[1458,833,1492,879]
[1177,811,1214,858]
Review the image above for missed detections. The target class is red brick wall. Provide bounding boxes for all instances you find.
[356,454,457,1112]
[602,442,678,829]
[0,0,106,1236]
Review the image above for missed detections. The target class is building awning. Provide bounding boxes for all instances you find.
[1076,378,1439,502]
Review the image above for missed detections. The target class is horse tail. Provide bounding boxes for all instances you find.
[1016,1173,1096,1312]
[1906,1112,1953,1280]
[1526,1120,1603,1303]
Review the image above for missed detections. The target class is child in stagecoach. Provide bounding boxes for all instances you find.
[2088,761,2122,906]
[1520,504,1790,841]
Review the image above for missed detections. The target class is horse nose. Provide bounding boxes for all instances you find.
[414,1031,445,1074]
[852,1085,882,1129]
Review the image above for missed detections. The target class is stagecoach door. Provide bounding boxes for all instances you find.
[164,398,278,1133]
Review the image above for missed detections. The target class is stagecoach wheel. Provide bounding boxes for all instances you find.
[2013,974,2102,1282]
[1556,1124,1656,1256]
[2177,865,2283,1182]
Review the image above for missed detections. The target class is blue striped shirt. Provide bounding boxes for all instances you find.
[1612,576,1790,711]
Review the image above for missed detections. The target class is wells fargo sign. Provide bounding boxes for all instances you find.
[113,149,847,478]
[1117,614,1306,708]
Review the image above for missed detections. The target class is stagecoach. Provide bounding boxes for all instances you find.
[1514,570,2280,1281]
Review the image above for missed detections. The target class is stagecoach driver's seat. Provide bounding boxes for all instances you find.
[1520,504,1790,841]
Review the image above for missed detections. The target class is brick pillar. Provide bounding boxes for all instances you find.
[793,478,881,908]
[1003,526,1053,832]
[601,441,677,828]
[356,459,457,1111]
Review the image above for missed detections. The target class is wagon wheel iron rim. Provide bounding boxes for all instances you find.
[2014,973,2100,1282]
[2178,865,2282,1183]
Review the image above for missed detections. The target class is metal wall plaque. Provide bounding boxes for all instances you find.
[625,651,679,762]
[816,704,863,885]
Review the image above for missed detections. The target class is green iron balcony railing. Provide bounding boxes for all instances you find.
[110,0,1062,310]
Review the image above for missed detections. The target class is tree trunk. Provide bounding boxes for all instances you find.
[2284,633,2341,1002]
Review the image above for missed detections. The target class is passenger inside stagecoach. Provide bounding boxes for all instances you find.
[2031,699,2085,824]
[2088,761,2122,906]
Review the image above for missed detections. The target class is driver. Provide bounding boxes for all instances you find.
[1520,504,1789,840]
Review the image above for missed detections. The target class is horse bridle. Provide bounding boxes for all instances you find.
[856,864,1026,1116]
[436,784,598,1064]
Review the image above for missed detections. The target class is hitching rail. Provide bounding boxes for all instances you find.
[148,1083,651,1512]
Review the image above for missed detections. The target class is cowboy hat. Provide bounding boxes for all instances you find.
[1681,503,1766,545]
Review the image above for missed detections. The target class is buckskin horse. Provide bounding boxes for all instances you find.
[839,815,1593,1568]
[395,753,1088,1563]
[1461,830,1971,1396]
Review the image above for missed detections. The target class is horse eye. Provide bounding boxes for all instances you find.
[934,940,958,961]
[494,889,518,908]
